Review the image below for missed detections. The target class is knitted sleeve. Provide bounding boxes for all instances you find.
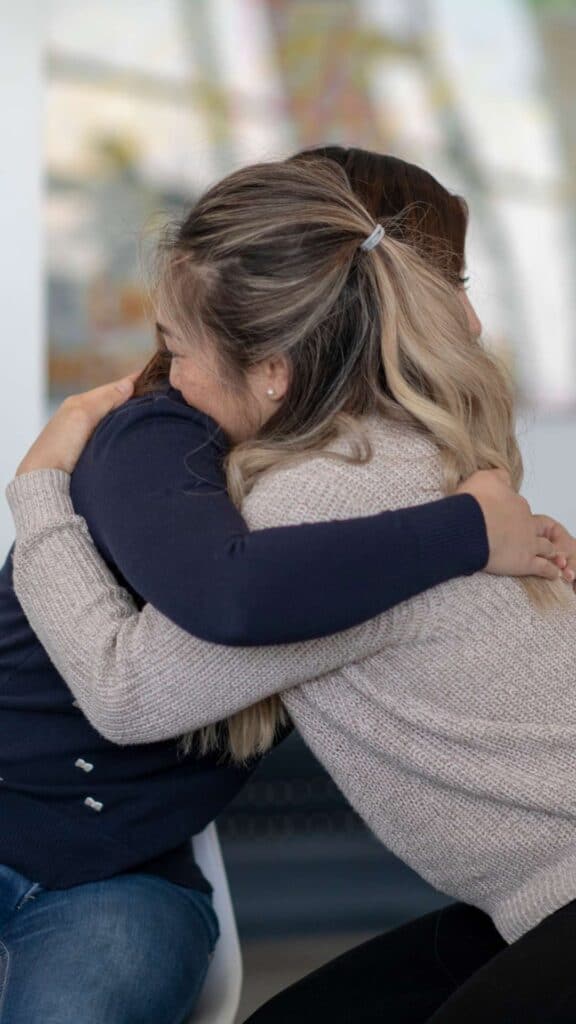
[6,469,396,745]
[6,441,482,746]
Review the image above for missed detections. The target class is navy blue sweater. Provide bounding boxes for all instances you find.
[0,385,488,890]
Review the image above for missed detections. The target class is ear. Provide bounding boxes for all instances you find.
[260,355,291,401]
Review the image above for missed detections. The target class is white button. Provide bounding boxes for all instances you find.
[71,700,79,708]
[84,797,103,812]
[75,758,94,773]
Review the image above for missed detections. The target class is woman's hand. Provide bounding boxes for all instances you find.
[535,517,576,586]
[456,469,573,582]
[16,373,140,477]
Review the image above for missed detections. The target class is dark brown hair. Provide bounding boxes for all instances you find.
[290,146,468,284]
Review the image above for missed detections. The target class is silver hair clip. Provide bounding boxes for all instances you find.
[359,224,385,252]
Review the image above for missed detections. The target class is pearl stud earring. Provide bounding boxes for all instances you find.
[266,387,277,398]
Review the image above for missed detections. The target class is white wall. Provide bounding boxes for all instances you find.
[0,1,45,556]
[520,416,576,534]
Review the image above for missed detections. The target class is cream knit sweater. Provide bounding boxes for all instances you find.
[7,416,576,944]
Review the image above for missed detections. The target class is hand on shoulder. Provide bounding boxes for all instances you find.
[16,374,140,477]
[456,468,573,583]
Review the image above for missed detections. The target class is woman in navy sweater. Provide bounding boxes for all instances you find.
[2,150,570,1024]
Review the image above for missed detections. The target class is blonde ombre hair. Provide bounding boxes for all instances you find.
[135,153,565,764]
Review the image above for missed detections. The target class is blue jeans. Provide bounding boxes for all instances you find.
[0,864,219,1023]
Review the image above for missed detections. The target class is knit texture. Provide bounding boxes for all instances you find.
[7,416,576,942]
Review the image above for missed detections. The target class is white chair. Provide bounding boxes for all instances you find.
[190,823,243,1024]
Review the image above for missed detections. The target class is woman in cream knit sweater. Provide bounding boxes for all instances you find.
[9,153,576,1020]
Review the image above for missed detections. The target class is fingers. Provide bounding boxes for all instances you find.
[14,373,139,478]
[65,375,137,426]
[533,516,576,581]
[105,375,136,406]
[536,537,557,560]
[536,532,575,583]
[530,557,562,581]
[551,551,575,583]
[91,374,137,406]
[535,537,576,583]
[548,549,576,585]
[532,514,558,540]
[115,370,142,394]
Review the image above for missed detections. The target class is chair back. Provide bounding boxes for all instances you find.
[190,823,243,1024]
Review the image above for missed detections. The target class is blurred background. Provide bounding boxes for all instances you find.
[2,0,576,1017]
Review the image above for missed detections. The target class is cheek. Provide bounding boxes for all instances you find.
[169,363,199,408]
[170,359,206,402]
[168,360,180,389]
[170,358,230,420]
[168,355,260,441]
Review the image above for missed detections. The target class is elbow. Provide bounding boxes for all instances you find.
[83,701,157,747]
[86,711,137,747]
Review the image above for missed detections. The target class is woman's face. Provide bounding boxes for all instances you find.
[156,317,287,442]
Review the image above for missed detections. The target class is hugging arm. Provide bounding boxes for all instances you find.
[9,469,402,744]
[6,395,487,744]
[62,394,488,646]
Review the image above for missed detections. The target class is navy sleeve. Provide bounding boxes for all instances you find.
[70,388,488,647]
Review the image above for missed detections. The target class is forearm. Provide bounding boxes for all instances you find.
[7,471,390,744]
[68,392,488,646]
[224,492,487,645]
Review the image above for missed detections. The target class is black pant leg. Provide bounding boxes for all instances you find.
[243,903,505,1023]
[428,899,576,1024]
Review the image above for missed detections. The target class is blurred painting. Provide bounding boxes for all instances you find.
[47,0,576,408]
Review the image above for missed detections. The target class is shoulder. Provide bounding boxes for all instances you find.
[241,424,373,529]
[72,385,229,493]
[93,385,227,455]
[242,415,443,529]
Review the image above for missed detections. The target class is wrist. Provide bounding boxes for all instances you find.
[16,456,70,477]
[448,493,489,572]
[6,469,75,539]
